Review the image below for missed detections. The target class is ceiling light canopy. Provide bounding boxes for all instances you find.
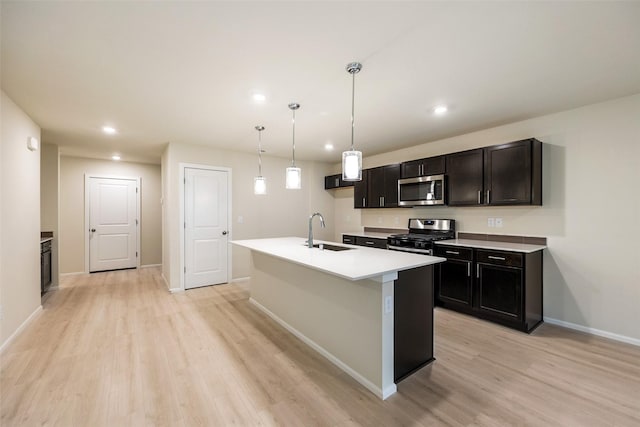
[254,125,267,195]
[112,154,121,161]
[286,102,302,190]
[342,62,363,181]
[324,143,334,151]
[102,126,117,135]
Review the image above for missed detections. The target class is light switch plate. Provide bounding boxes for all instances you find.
[495,218,503,228]
[384,296,393,314]
[488,218,495,227]
[237,216,244,224]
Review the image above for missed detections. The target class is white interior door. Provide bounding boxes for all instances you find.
[184,168,229,289]
[89,177,138,272]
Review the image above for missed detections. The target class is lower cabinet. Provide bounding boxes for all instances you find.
[342,234,387,249]
[435,245,542,333]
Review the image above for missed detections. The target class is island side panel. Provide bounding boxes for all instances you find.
[249,251,385,394]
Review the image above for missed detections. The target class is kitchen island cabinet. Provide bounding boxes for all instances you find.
[232,237,445,399]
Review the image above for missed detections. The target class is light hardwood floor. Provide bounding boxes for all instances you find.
[1,267,639,426]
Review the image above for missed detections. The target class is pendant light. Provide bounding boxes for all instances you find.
[254,125,267,195]
[342,62,363,181]
[285,102,302,189]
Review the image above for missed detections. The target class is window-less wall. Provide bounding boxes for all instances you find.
[331,93,640,344]
[1,91,41,349]
[162,142,335,290]
[59,156,162,273]
[40,143,59,287]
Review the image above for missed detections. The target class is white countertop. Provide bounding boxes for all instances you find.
[435,239,546,253]
[232,237,445,281]
[342,230,404,239]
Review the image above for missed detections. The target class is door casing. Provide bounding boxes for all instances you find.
[179,163,232,291]
[84,174,141,273]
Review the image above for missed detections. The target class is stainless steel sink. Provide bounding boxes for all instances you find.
[306,243,354,251]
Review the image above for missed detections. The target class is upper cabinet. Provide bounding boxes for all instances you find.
[446,149,485,206]
[400,155,445,179]
[324,174,355,190]
[446,138,542,206]
[353,164,400,208]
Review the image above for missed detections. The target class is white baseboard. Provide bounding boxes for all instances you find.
[1,305,43,354]
[169,287,184,293]
[249,297,389,400]
[231,276,250,283]
[141,264,161,269]
[160,272,170,289]
[60,271,87,277]
[544,317,640,347]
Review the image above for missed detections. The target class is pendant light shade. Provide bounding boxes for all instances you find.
[286,102,302,189]
[342,62,363,181]
[254,125,267,195]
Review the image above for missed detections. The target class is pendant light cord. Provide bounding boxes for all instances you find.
[258,129,263,176]
[350,69,356,151]
[291,108,296,167]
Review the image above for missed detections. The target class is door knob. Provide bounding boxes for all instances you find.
[90,228,96,232]
[222,231,228,235]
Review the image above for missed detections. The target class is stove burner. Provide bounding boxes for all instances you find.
[387,219,455,253]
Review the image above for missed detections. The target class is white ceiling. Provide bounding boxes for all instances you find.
[2,1,639,165]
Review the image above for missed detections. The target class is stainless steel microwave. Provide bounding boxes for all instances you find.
[398,174,446,206]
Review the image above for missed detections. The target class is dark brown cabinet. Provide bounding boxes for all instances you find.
[41,240,52,295]
[324,174,355,190]
[342,234,387,249]
[400,155,445,179]
[435,244,543,333]
[446,139,542,206]
[434,246,474,311]
[353,165,400,209]
[445,149,484,206]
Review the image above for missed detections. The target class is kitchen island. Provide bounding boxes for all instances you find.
[232,237,445,399]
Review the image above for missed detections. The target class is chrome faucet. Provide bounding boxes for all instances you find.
[308,212,326,248]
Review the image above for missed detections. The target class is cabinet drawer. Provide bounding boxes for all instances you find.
[342,235,356,245]
[434,246,472,261]
[476,250,522,267]
[355,236,387,249]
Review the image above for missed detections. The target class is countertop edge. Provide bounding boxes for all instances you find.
[435,239,546,253]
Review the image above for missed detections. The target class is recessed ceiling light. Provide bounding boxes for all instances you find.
[102,126,117,135]
[324,143,334,151]
[252,93,266,103]
[112,154,121,161]
[433,105,448,115]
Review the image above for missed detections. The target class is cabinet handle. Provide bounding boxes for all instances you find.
[476,264,480,278]
[365,241,375,245]
[477,190,482,204]
[335,178,339,187]
[344,238,352,243]
[445,250,459,255]
[486,190,491,204]
[488,255,506,261]
[363,197,366,207]
[467,262,471,277]
[420,164,424,175]
[380,196,384,206]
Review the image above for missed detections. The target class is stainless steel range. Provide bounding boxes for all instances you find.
[387,219,455,255]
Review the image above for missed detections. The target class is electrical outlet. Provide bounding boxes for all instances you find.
[488,218,495,227]
[495,218,503,228]
[377,216,383,224]
[394,217,399,225]
[384,296,393,314]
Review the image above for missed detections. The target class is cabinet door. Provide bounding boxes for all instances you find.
[382,164,400,207]
[422,155,445,176]
[400,159,422,179]
[367,166,385,208]
[342,235,356,245]
[485,139,532,205]
[355,236,387,249]
[446,149,484,206]
[438,259,473,307]
[324,174,341,189]
[477,263,523,321]
[353,170,368,208]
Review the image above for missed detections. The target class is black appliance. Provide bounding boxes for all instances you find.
[387,219,455,255]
